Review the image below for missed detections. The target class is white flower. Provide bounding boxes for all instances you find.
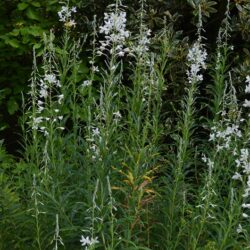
[241,149,249,161]
[113,111,122,119]
[39,88,48,98]
[71,6,77,13]
[33,117,43,123]
[80,235,99,248]
[117,51,125,57]
[113,111,122,123]
[201,154,207,163]
[132,27,151,56]
[90,144,97,151]
[58,94,64,104]
[80,236,91,246]
[31,71,64,135]
[92,127,100,137]
[203,157,214,169]
[243,187,250,198]
[44,74,56,83]
[32,117,43,130]
[82,80,92,88]
[187,41,207,84]
[243,99,250,108]
[245,83,250,94]
[210,122,242,152]
[237,224,243,234]
[242,213,249,218]
[242,203,250,209]
[38,106,44,113]
[58,6,77,23]
[65,20,76,28]
[100,12,129,38]
[246,75,250,84]
[44,73,61,87]
[39,128,49,136]
[209,133,215,141]
[99,10,129,56]
[232,172,242,181]
[92,66,99,72]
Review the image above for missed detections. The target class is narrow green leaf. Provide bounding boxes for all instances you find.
[6,38,20,48]
[0,88,11,99]
[9,29,20,37]
[33,43,42,49]
[7,97,19,115]
[26,8,41,21]
[17,2,29,11]
[30,2,41,7]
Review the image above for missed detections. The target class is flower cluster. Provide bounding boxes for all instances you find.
[131,27,151,57]
[232,149,250,181]
[243,76,250,108]
[31,73,64,136]
[58,6,77,27]
[233,148,250,220]
[186,41,207,84]
[209,122,242,152]
[99,10,130,57]
[82,80,92,88]
[229,77,250,225]
[86,127,101,161]
[236,223,246,234]
[113,110,122,123]
[80,235,99,250]
[196,155,217,220]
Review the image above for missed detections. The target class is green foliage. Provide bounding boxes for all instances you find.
[0,0,61,146]
[1,0,250,149]
[0,141,21,249]
[187,0,217,18]
[1,0,250,249]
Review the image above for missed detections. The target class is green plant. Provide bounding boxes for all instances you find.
[1,1,250,250]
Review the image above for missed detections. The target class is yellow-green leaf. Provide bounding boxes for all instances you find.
[17,3,29,11]
[6,39,20,48]
[30,2,41,7]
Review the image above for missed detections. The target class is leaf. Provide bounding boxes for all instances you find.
[33,42,42,49]
[187,0,195,8]
[30,2,41,7]
[78,62,89,74]
[17,2,29,11]
[9,29,20,37]
[19,26,44,38]
[0,123,8,131]
[0,88,11,101]
[7,97,19,115]
[48,0,58,5]
[236,3,243,12]
[36,48,44,57]
[26,8,41,21]
[6,38,20,48]
[55,47,65,55]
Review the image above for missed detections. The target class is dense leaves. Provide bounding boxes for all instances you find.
[0,1,250,249]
